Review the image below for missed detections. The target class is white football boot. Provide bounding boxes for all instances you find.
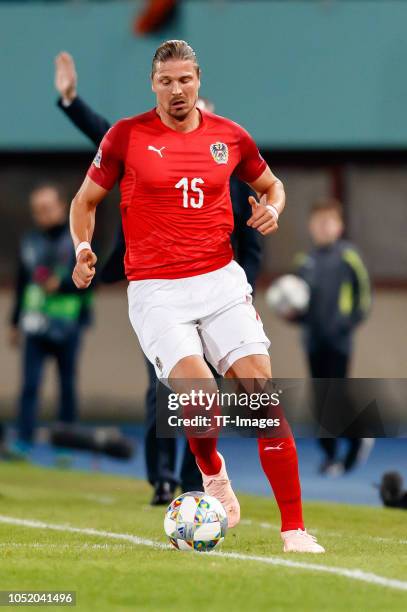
[198,452,240,528]
[281,528,325,553]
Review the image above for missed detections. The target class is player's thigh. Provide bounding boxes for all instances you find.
[142,322,204,380]
[199,299,270,375]
[169,355,218,398]
[169,354,214,380]
[128,295,202,380]
[224,353,272,379]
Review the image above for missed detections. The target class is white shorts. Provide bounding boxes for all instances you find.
[127,260,270,379]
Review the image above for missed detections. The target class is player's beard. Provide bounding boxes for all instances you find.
[168,97,197,122]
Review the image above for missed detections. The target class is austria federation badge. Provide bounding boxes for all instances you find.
[210,142,229,165]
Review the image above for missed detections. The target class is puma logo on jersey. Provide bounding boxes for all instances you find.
[148,145,166,158]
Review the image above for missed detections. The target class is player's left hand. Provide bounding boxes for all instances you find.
[247,196,279,235]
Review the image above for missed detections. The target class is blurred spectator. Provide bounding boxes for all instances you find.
[54,51,261,503]
[0,424,6,457]
[294,197,372,475]
[8,183,93,458]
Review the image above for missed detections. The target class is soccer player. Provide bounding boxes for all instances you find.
[54,51,261,504]
[70,40,324,553]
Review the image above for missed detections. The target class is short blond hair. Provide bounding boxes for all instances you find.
[151,40,200,77]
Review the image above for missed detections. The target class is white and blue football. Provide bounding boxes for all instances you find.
[164,491,227,552]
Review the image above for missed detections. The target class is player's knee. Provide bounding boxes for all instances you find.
[250,363,272,379]
[227,354,271,379]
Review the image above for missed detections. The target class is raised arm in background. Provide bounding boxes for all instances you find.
[55,52,111,146]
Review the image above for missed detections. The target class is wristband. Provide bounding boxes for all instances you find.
[266,204,279,221]
[76,241,92,259]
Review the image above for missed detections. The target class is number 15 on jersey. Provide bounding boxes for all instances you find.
[175,177,204,209]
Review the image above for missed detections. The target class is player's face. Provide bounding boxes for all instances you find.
[152,59,200,121]
[309,210,344,246]
[30,188,67,229]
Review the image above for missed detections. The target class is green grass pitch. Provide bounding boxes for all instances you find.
[0,463,406,611]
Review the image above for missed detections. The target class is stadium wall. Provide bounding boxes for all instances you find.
[2,0,407,149]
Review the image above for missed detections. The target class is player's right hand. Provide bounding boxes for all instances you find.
[247,195,279,235]
[72,249,97,289]
[54,51,77,104]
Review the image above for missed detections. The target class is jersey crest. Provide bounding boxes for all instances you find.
[210,142,228,165]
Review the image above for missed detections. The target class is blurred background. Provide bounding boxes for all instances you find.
[1,0,406,506]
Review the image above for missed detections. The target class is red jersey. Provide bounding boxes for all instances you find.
[87,108,266,280]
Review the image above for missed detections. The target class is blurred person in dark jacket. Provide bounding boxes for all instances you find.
[54,51,261,502]
[8,183,92,457]
[295,198,372,475]
[0,424,6,457]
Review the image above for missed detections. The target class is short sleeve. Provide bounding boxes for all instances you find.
[234,127,267,184]
[87,121,126,191]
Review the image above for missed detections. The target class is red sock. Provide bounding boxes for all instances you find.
[183,391,222,476]
[188,438,222,475]
[258,436,304,532]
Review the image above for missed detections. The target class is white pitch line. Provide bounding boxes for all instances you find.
[0,515,406,592]
[0,542,129,550]
[0,515,167,550]
[240,519,279,531]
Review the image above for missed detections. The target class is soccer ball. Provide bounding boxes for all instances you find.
[164,491,227,552]
[265,274,310,317]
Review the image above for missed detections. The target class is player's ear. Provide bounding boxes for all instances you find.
[151,71,158,93]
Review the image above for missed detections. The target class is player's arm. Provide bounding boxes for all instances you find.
[247,167,285,236]
[70,177,107,289]
[234,126,285,236]
[70,121,126,289]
